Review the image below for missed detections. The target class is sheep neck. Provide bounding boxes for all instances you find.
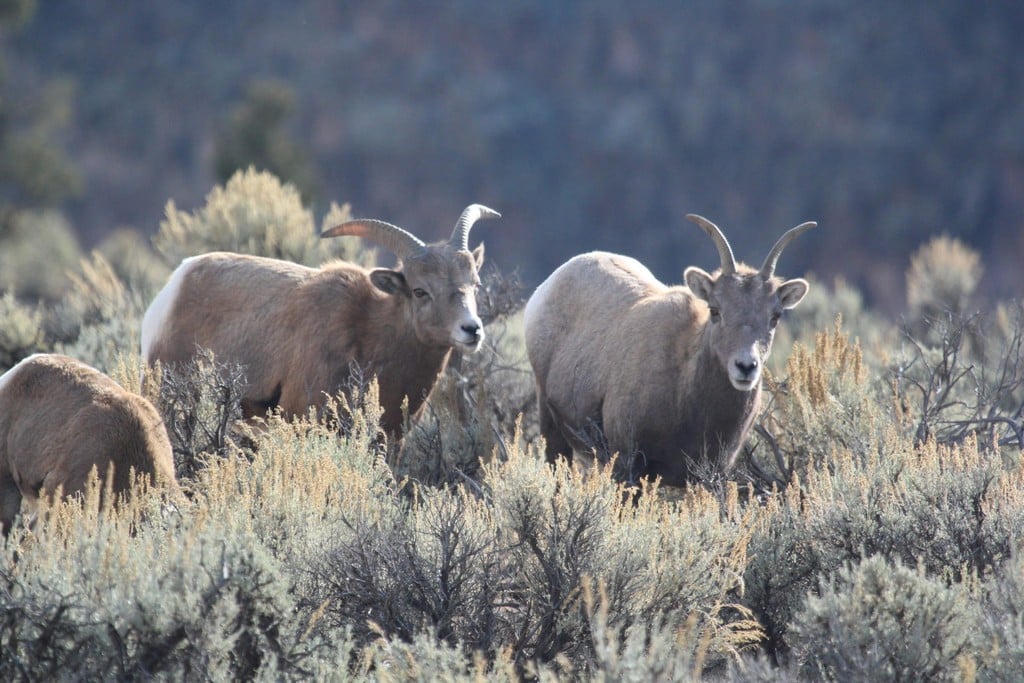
[684,326,761,468]
[365,298,452,436]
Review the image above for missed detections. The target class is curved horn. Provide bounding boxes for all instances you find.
[320,219,426,260]
[760,221,816,278]
[450,204,501,251]
[686,214,737,276]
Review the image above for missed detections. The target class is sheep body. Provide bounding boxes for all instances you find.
[142,205,499,438]
[0,353,176,532]
[524,216,813,485]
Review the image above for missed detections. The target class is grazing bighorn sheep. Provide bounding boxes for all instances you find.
[142,204,500,439]
[524,214,814,486]
[0,353,177,533]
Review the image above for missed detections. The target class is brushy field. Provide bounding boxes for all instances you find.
[1,170,1023,681]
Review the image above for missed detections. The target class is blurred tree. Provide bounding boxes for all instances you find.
[0,0,82,300]
[0,0,81,223]
[213,79,320,204]
[0,0,35,29]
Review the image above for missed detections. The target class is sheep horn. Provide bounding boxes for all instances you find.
[760,221,816,278]
[450,204,501,252]
[320,219,426,260]
[686,214,737,276]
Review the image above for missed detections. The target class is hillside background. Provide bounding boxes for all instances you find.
[4,0,1023,310]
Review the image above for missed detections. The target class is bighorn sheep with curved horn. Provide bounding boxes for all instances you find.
[0,353,177,534]
[142,204,500,439]
[523,214,815,485]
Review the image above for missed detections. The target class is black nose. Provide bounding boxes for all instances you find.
[734,359,759,377]
[461,323,481,340]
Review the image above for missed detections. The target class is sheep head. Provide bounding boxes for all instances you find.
[321,204,500,352]
[684,214,813,391]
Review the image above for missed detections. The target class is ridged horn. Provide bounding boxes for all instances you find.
[760,221,816,278]
[686,214,737,276]
[450,204,501,251]
[320,219,426,260]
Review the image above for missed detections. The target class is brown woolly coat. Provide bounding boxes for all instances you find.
[0,354,176,533]
[145,253,455,437]
[525,253,780,485]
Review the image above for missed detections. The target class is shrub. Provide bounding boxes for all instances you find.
[746,318,888,488]
[213,79,320,204]
[975,551,1024,681]
[0,208,82,301]
[789,555,977,682]
[742,434,1024,658]
[906,234,982,339]
[152,167,358,267]
[769,274,890,375]
[301,437,758,677]
[0,290,47,372]
[0,475,319,681]
[893,302,1024,452]
[152,349,248,481]
[96,227,171,299]
[48,252,146,374]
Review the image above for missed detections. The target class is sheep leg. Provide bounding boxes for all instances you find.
[0,471,23,535]
[538,396,574,464]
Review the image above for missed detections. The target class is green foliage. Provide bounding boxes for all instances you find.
[50,252,146,373]
[0,75,81,209]
[742,434,1024,660]
[213,79,320,203]
[0,209,82,301]
[301,440,757,676]
[96,227,171,299]
[906,235,983,336]
[749,319,889,487]
[0,290,46,371]
[789,555,976,682]
[769,275,890,375]
[0,0,78,209]
[153,167,358,267]
[1,486,321,680]
[0,0,36,28]
[975,552,1024,680]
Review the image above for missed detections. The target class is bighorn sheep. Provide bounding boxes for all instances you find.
[0,353,177,533]
[141,204,500,439]
[523,214,814,486]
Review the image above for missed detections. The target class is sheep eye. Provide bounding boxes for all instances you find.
[709,307,721,322]
[769,312,781,329]
[413,288,429,299]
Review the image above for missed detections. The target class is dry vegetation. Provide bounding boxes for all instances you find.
[1,171,1023,680]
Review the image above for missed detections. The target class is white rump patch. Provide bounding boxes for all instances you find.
[523,260,564,335]
[141,256,199,361]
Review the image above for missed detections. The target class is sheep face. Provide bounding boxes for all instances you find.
[685,266,809,391]
[369,244,486,352]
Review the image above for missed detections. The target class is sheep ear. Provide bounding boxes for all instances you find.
[778,278,809,309]
[370,269,409,296]
[684,266,715,302]
[472,243,485,269]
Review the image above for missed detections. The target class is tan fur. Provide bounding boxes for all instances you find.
[0,354,177,533]
[525,248,809,486]
[145,246,485,438]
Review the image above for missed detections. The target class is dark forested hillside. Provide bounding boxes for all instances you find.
[6,0,1024,309]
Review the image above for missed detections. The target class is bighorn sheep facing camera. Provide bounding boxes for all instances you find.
[0,353,177,533]
[142,204,500,439]
[524,214,815,486]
